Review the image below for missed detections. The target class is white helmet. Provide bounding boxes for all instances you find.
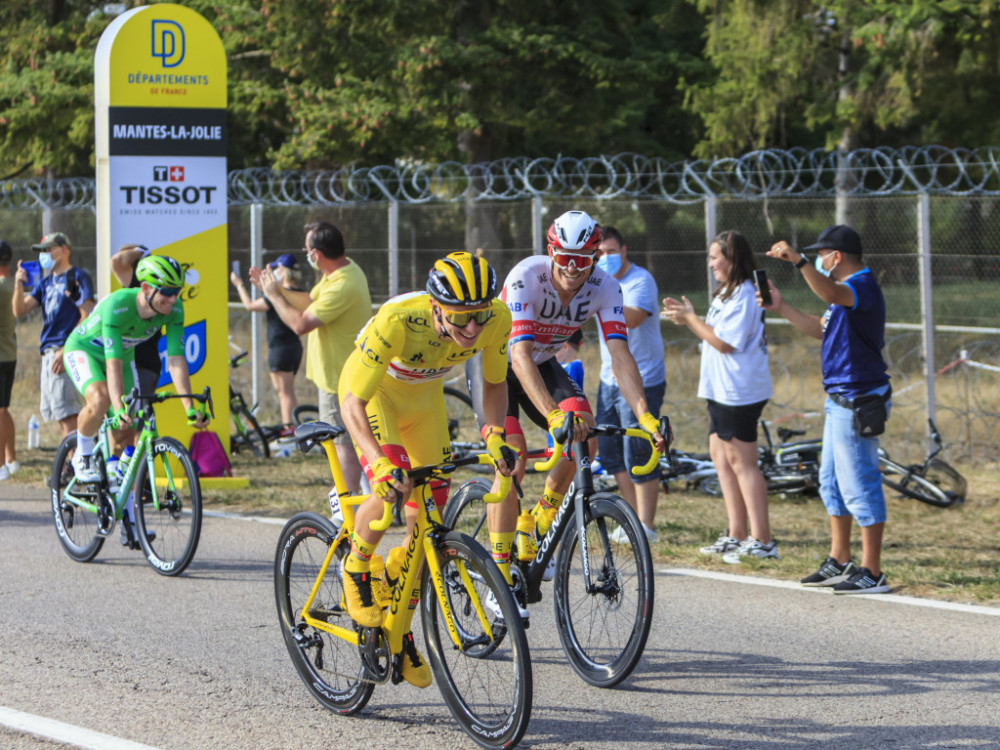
[547,210,602,253]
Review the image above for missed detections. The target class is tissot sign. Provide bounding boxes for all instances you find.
[95,4,229,448]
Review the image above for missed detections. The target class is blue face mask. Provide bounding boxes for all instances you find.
[814,254,833,278]
[38,251,54,271]
[597,253,622,275]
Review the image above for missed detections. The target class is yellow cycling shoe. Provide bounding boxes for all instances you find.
[340,558,384,628]
[515,511,538,561]
[401,631,432,688]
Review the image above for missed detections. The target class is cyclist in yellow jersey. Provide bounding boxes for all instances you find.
[339,252,518,688]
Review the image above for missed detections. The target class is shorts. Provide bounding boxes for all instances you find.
[41,348,81,423]
[595,380,666,483]
[707,399,767,443]
[137,366,160,396]
[268,342,303,374]
[317,388,352,445]
[63,348,140,415]
[0,360,16,408]
[504,357,591,436]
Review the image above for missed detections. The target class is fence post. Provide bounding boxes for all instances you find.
[388,200,399,298]
[917,193,936,434]
[532,196,544,254]
[250,202,264,410]
[704,195,717,297]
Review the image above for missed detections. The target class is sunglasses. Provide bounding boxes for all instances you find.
[443,308,493,327]
[155,286,182,297]
[551,251,596,269]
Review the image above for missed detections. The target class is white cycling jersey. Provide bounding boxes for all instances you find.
[500,255,628,364]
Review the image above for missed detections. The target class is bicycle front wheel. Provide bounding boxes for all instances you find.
[50,434,105,563]
[133,437,202,576]
[880,455,957,508]
[274,513,373,714]
[422,532,532,750]
[553,493,654,688]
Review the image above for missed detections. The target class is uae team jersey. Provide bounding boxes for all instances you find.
[501,255,627,364]
[342,292,511,401]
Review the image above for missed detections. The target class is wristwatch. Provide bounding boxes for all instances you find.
[794,255,809,269]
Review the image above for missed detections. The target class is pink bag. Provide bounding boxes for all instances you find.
[190,431,232,478]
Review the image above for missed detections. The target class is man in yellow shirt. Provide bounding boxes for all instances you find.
[254,222,371,492]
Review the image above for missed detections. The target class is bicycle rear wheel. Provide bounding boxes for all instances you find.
[232,406,271,458]
[133,437,202,576]
[274,513,373,714]
[553,493,654,688]
[50,434,105,563]
[422,532,532,750]
[879,456,961,507]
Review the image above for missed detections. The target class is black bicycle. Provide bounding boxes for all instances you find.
[444,414,666,688]
[879,419,967,507]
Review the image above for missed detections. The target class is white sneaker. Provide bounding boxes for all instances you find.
[5,461,19,475]
[0,465,8,481]
[484,586,530,623]
[71,452,101,483]
[607,524,657,546]
[542,557,556,582]
[699,535,741,556]
[722,537,779,564]
[642,524,659,544]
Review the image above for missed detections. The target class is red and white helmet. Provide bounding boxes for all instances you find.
[546,210,602,253]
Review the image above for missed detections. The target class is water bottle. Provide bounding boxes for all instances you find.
[106,456,121,492]
[117,445,135,485]
[27,415,39,449]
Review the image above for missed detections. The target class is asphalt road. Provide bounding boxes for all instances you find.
[2,483,999,750]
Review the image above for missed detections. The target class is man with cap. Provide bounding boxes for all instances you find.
[0,239,19,479]
[765,224,891,595]
[231,253,304,434]
[12,232,95,440]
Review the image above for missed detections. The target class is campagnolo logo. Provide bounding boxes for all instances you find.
[119,167,218,206]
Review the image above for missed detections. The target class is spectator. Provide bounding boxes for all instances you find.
[663,230,775,562]
[555,328,585,388]
[595,226,666,543]
[0,240,18,479]
[765,224,891,594]
[231,253,304,436]
[12,233,95,440]
[252,222,370,493]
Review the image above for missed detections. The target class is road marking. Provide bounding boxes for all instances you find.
[0,706,162,750]
[663,567,1000,617]
[203,509,286,525]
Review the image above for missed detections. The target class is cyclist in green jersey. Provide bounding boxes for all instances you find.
[63,255,209,483]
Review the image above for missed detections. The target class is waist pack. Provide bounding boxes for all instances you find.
[831,387,891,438]
[190,430,232,477]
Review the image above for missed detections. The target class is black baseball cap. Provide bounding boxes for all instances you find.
[0,240,11,263]
[803,225,862,255]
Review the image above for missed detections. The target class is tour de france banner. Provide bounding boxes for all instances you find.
[95,4,230,451]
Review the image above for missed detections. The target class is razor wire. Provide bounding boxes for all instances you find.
[7,145,1000,209]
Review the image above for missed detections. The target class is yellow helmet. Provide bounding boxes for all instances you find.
[426,252,497,308]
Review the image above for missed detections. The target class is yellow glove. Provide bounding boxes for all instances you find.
[370,456,406,500]
[483,426,517,473]
[639,412,659,436]
[546,408,567,432]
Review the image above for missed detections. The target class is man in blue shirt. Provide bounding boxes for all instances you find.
[595,226,666,544]
[765,225,891,595]
[12,233,95,440]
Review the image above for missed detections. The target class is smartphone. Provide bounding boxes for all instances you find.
[753,268,772,305]
[231,260,240,276]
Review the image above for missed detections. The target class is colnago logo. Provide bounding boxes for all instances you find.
[119,167,218,205]
[151,20,185,68]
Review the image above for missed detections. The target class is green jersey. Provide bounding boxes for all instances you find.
[65,287,184,362]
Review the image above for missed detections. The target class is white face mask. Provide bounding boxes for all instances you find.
[273,267,285,281]
[306,249,320,270]
[38,251,54,271]
[814,253,835,278]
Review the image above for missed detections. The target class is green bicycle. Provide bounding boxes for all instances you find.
[51,387,213,576]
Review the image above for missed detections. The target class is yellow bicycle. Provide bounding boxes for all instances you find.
[273,422,532,749]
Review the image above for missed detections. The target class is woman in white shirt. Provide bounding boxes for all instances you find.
[662,230,776,563]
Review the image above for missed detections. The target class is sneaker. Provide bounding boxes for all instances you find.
[832,567,890,595]
[542,557,556,582]
[340,558,384,628]
[400,631,432,688]
[800,557,858,587]
[0,465,8,481]
[4,460,18,475]
[71,452,101,483]
[607,524,658,546]
[515,512,538,561]
[699,535,741,556]
[484,585,530,624]
[722,537,779,564]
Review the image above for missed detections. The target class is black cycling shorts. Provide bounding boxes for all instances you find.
[268,342,303,374]
[0,360,15,408]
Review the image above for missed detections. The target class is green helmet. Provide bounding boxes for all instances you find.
[136,255,184,289]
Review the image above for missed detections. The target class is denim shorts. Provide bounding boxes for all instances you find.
[595,380,665,484]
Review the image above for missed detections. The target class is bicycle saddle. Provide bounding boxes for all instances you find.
[294,422,345,452]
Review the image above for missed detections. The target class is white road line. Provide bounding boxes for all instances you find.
[202,509,286,525]
[662,567,1000,617]
[0,706,162,750]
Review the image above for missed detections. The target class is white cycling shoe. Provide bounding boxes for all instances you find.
[484,587,530,624]
[71,452,102,483]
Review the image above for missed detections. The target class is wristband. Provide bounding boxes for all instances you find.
[794,255,809,269]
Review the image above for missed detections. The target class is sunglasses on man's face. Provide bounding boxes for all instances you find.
[155,286,182,297]
[443,308,493,327]
[551,251,596,269]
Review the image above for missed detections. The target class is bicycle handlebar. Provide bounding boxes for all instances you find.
[368,451,514,532]
[229,351,249,369]
[121,386,215,421]
[532,412,669,475]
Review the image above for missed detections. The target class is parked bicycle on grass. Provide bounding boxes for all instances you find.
[51,387,212,576]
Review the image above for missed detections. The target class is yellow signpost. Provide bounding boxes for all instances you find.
[95,5,241,483]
